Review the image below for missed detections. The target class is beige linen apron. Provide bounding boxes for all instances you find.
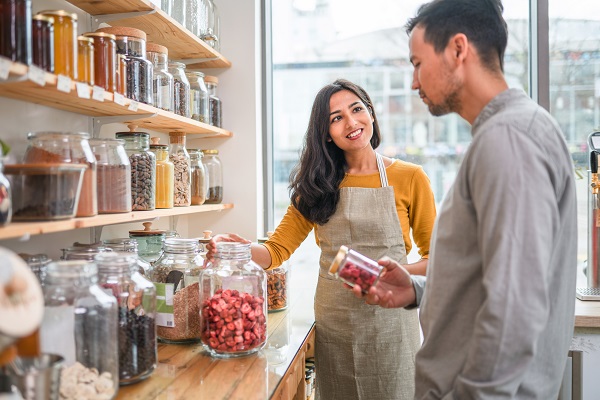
[314,153,420,400]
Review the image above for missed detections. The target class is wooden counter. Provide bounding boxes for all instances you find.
[575,299,600,328]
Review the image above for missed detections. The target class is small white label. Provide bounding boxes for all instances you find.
[27,65,46,86]
[128,100,139,112]
[56,75,72,93]
[92,86,105,102]
[113,92,126,106]
[75,82,90,99]
[0,57,11,80]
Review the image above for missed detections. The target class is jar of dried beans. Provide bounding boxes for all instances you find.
[188,148,207,205]
[201,149,222,204]
[168,132,191,207]
[95,252,157,385]
[88,138,132,214]
[151,238,204,343]
[200,242,267,358]
[328,245,383,294]
[39,260,119,399]
[258,232,289,312]
[149,137,174,209]
[23,131,98,217]
[115,126,156,211]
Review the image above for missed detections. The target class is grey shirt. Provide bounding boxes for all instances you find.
[414,89,577,399]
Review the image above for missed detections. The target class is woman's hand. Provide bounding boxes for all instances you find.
[205,233,251,263]
[351,257,416,308]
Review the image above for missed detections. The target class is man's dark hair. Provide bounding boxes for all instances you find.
[405,0,508,72]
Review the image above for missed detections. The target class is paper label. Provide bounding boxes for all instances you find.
[27,65,46,86]
[56,75,72,93]
[155,282,175,327]
[0,57,11,80]
[113,92,126,106]
[76,82,91,99]
[128,100,139,112]
[92,86,105,102]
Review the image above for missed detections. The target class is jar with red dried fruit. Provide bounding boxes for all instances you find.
[200,242,267,358]
[328,245,383,294]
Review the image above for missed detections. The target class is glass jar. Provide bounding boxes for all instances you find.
[147,43,174,112]
[77,35,94,85]
[170,0,185,27]
[19,253,51,287]
[201,149,223,204]
[188,148,207,205]
[116,54,127,95]
[0,153,11,226]
[61,244,111,261]
[102,238,151,275]
[149,137,174,209]
[95,252,157,385]
[39,261,119,398]
[151,238,203,343]
[38,10,77,79]
[23,131,98,217]
[258,233,289,312]
[129,222,166,264]
[89,138,132,214]
[83,31,117,93]
[0,0,32,65]
[328,245,383,294]
[186,71,210,123]
[32,14,54,72]
[115,127,156,211]
[96,26,153,105]
[168,62,191,118]
[204,75,222,128]
[160,0,172,16]
[194,0,209,39]
[202,0,220,51]
[200,242,267,358]
[168,132,191,207]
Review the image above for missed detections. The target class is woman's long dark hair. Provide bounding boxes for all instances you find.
[289,79,382,225]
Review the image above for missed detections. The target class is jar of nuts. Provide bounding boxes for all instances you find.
[328,245,383,294]
[168,132,191,207]
[258,232,289,312]
[200,242,267,358]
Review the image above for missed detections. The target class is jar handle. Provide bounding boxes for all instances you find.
[127,124,138,132]
[142,222,153,231]
[150,137,160,145]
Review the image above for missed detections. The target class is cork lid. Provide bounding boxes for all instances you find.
[38,10,78,20]
[203,75,219,84]
[328,245,349,275]
[83,31,117,40]
[96,26,147,41]
[129,222,166,236]
[146,43,168,55]
[169,132,186,144]
[33,14,54,24]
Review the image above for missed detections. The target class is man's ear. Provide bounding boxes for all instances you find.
[449,33,469,64]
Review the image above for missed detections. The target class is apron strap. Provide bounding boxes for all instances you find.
[376,152,389,187]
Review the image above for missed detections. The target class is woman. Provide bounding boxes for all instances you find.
[206,79,436,400]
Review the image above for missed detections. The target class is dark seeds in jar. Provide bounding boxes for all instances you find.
[118,308,156,383]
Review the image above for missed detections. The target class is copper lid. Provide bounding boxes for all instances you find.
[96,26,147,41]
[146,43,168,55]
[129,222,166,236]
[203,75,219,84]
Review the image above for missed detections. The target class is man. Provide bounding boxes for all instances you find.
[352,0,578,398]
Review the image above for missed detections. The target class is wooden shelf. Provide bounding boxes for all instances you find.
[0,203,233,240]
[0,62,232,137]
[66,0,231,68]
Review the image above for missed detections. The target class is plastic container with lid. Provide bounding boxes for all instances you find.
[89,138,132,214]
[129,222,166,264]
[39,260,119,398]
[77,35,94,85]
[200,242,267,358]
[32,14,54,72]
[115,125,156,211]
[151,238,204,343]
[0,152,12,226]
[95,26,153,105]
[23,131,98,218]
[328,245,383,294]
[186,71,210,123]
[82,31,117,92]
[168,62,191,118]
[149,137,174,209]
[38,10,77,79]
[258,232,289,312]
[0,0,32,65]
[204,75,222,128]
[168,132,191,207]
[201,149,223,204]
[147,43,174,112]
[95,252,157,385]
[188,148,207,205]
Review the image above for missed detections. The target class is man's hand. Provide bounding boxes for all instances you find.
[351,257,417,308]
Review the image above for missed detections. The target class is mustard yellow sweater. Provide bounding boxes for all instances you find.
[263,159,437,268]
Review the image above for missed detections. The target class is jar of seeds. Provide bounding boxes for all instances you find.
[116,125,156,211]
[186,71,210,123]
[201,149,223,204]
[188,148,207,205]
[151,238,204,343]
[95,26,153,105]
[147,43,174,113]
[259,232,289,312]
[168,132,191,207]
[150,137,174,209]
[168,62,191,118]
[95,252,157,385]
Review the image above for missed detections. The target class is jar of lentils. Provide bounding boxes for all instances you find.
[188,148,207,205]
[115,126,156,211]
[168,132,191,207]
[168,62,191,118]
[147,43,174,113]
